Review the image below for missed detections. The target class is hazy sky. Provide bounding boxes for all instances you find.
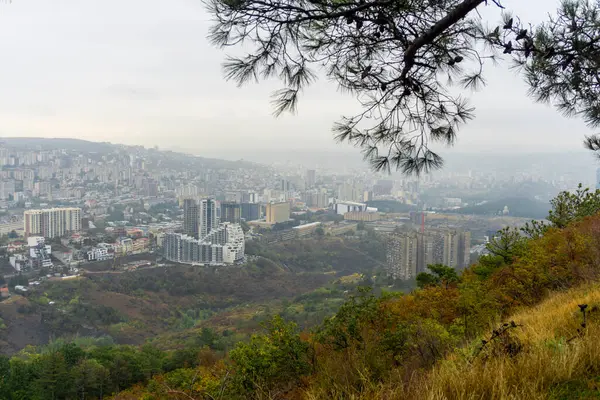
[0,0,595,158]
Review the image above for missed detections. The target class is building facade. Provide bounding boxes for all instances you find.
[183,198,199,239]
[199,199,218,238]
[221,202,241,224]
[241,203,261,221]
[24,207,82,238]
[306,169,316,188]
[386,232,419,280]
[387,229,472,280]
[265,202,290,224]
[163,223,245,265]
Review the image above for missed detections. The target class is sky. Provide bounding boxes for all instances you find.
[0,0,596,159]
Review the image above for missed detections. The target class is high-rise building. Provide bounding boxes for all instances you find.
[183,198,199,239]
[417,231,445,273]
[265,202,290,224]
[199,199,218,238]
[442,231,471,269]
[387,229,472,280]
[24,207,82,238]
[143,179,159,196]
[221,202,241,224]
[281,179,292,192]
[386,232,419,280]
[0,180,15,200]
[241,203,261,221]
[306,169,316,188]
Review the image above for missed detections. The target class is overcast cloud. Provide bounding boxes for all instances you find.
[0,0,594,158]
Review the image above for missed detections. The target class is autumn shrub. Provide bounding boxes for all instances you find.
[227,316,311,399]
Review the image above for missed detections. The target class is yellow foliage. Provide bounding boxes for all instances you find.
[407,284,600,400]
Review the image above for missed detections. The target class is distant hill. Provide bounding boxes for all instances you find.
[0,137,263,169]
[451,197,550,219]
[367,200,417,213]
[0,137,115,153]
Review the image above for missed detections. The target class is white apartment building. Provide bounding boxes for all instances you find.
[24,207,82,238]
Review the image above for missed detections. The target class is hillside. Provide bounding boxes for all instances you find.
[412,284,600,399]
[0,188,598,399]
[452,196,550,219]
[0,237,387,354]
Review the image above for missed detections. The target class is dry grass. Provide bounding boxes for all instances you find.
[413,284,600,400]
[304,285,600,400]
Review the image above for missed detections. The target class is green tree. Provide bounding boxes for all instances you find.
[523,184,600,238]
[486,227,527,264]
[72,359,109,400]
[416,264,459,289]
[34,352,72,400]
[229,316,310,398]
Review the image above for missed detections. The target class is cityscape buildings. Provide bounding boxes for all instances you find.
[183,198,199,239]
[241,203,261,221]
[199,199,218,238]
[306,169,316,188]
[265,202,291,224]
[387,229,471,280]
[221,202,241,224]
[163,223,245,265]
[24,207,82,238]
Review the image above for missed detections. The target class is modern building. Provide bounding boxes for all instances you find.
[24,207,82,238]
[265,202,290,224]
[306,169,316,188]
[163,223,245,265]
[387,229,472,280]
[27,237,53,269]
[199,199,218,238]
[333,201,368,215]
[183,198,199,239]
[241,203,261,221]
[443,230,471,269]
[221,202,241,224]
[303,190,329,209]
[0,179,15,200]
[386,232,419,280]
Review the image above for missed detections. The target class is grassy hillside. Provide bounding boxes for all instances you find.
[414,284,600,400]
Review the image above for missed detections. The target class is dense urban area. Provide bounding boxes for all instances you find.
[1,137,580,288]
[0,137,599,399]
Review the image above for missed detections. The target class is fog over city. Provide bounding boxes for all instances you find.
[0,0,597,162]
